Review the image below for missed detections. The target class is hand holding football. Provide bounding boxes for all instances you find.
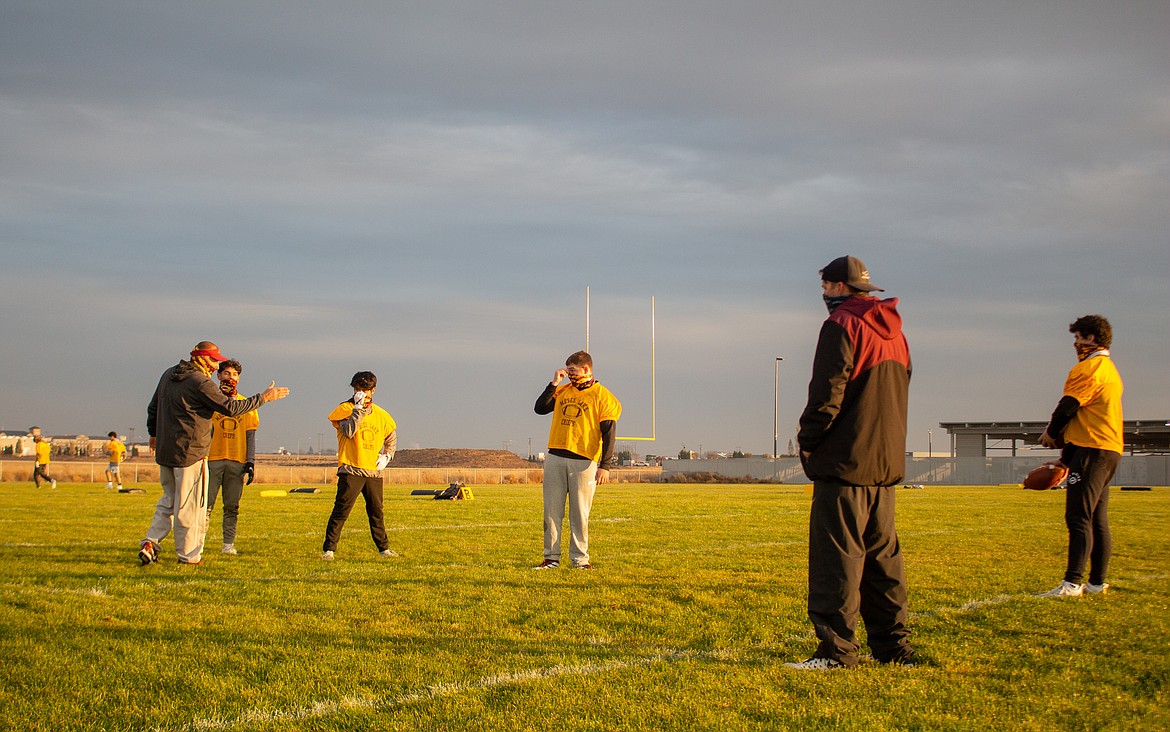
[1023,462,1069,491]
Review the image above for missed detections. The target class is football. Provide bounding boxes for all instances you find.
[1023,462,1069,491]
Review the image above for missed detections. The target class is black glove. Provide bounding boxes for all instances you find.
[243,461,255,485]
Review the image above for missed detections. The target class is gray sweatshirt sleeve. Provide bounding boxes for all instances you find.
[336,404,367,439]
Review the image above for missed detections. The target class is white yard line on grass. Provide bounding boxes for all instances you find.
[911,572,1170,618]
[176,648,736,732]
[3,584,109,597]
[622,540,806,558]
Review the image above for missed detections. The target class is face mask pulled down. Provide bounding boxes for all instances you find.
[568,373,595,389]
[1075,342,1102,362]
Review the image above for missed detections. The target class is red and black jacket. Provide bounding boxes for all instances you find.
[798,296,911,487]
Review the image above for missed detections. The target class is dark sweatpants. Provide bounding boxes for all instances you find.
[33,464,54,486]
[322,473,389,553]
[807,482,912,666]
[1061,445,1120,586]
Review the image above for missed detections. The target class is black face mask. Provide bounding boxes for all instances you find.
[823,294,852,313]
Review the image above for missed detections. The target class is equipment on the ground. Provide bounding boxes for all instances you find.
[118,487,146,494]
[259,489,287,497]
[289,487,321,494]
[1023,462,1069,491]
[410,481,474,500]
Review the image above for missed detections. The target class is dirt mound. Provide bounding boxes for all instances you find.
[391,449,534,468]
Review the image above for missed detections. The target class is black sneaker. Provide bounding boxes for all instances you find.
[784,657,845,670]
[138,541,159,565]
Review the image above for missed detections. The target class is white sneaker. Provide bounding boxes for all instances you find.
[106,482,113,489]
[51,480,57,489]
[379,548,399,558]
[1085,582,1110,594]
[784,657,845,670]
[321,550,335,560]
[221,544,237,555]
[1038,580,1084,598]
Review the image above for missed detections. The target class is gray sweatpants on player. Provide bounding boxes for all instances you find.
[144,460,209,563]
[542,453,598,567]
[207,459,245,545]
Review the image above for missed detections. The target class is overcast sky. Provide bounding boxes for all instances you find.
[2,1,1167,458]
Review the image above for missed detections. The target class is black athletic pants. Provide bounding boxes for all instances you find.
[33,464,54,486]
[807,482,912,666]
[1061,445,1120,586]
[322,473,389,553]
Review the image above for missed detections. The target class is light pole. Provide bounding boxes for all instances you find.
[774,356,784,477]
[928,429,933,483]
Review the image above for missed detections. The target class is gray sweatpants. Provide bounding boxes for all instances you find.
[144,460,209,563]
[542,453,598,567]
[207,459,245,545]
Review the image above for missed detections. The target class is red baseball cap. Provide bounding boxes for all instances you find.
[190,345,228,362]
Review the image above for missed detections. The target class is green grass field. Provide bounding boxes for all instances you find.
[2,481,1167,731]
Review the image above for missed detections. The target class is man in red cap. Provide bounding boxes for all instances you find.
[138,341,290,566]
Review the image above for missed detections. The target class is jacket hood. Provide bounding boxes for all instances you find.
[169,360,203,382]
[834,296,903,340]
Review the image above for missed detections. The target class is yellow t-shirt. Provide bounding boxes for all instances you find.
[329,402,397,471]
[1061,352,1124,454]
[546,383,622,462]
[208,395,261,463]
[36,441,51,465]
[106,439,126,463]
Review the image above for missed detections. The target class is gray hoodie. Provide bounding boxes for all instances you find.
[147,360,266,468]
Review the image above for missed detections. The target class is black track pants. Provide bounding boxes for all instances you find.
[807,482,912,666]
[1061,446,1120,585]
[323,473,389,553]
